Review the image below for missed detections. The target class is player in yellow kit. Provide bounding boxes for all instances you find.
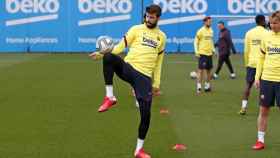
[89,4,166,158]
[194,16,215,93]
[239,15,268,115]
[252,11,280,150]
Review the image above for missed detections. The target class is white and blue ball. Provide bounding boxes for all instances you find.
[96,36,114,54]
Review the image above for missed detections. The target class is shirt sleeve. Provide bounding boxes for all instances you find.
[255,40,266,80]
[152,35,166,88]
[111,26,136,55]
[194,30,202,56]
[244,32,250,67]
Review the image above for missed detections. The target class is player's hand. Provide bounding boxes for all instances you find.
[89,52,103,60]
[254,80,260,89]
[152,87,161,96]
[195,54,200,58]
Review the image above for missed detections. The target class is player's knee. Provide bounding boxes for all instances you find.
[136,91,152,101]
[103,53,115,64]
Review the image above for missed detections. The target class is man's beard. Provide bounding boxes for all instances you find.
[146,21,157,28]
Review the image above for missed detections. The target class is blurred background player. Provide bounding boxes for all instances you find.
[213,21,237,79]
[89,4,166,158]
[194,16,215,93]
[252,11,280,150]
[239,15,268,115]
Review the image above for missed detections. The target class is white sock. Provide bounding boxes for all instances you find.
[197,83,202,90]
[105,85,114,98]
[258,131,265,143]
[214,73,218,77]
[242,100,248,109]
[204,82,210,89]
[135,138,144,153]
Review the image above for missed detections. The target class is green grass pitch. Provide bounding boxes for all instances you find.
[0,53,279,158]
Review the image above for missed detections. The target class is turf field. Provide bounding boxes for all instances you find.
[0,53,279,158]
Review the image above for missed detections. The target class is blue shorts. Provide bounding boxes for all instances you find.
[246,67,256,83]
[198,55,213,70]
[104,53,152,101]
[259,80,280,107]
[122,63,152,101]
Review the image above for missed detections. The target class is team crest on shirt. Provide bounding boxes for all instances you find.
[157,36,160,41]
[252,39,261,46]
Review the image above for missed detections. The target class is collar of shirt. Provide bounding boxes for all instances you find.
[272,31,280,36]
[203,26,212,30]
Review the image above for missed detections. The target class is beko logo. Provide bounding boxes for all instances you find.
[78,0,133,26]
[5,0,60,26]
[153,0,207,25]
[228,0,280,14]
[78,0,132,14]
[6,0,59,13]
[154,0,208,14]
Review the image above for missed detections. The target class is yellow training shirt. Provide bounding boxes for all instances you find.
[111,24,166,88]
[194,26,215,56]
[244,26,268,68]
[255,31,280,82]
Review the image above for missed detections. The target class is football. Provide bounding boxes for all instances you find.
[190,71,197,79]
[96,36,114,54]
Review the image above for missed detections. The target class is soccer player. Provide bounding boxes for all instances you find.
[194,16,215,93]
[239,15,268,115]
[213,21,237,79]
[252,11,280,150]
[89,4,166,158]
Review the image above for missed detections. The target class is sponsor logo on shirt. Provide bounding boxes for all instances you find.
[142,36,158,48]
[267,47,280,55]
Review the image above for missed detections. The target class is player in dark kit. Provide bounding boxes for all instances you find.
[213,21,237,79]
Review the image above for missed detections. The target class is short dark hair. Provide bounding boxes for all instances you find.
[218,21,224,25]
[203,16,211,22]
[255,14,266,25]
[146,4,162,17]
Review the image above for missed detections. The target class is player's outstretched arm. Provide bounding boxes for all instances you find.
[111,26,136,55]
[89,52,103,60]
